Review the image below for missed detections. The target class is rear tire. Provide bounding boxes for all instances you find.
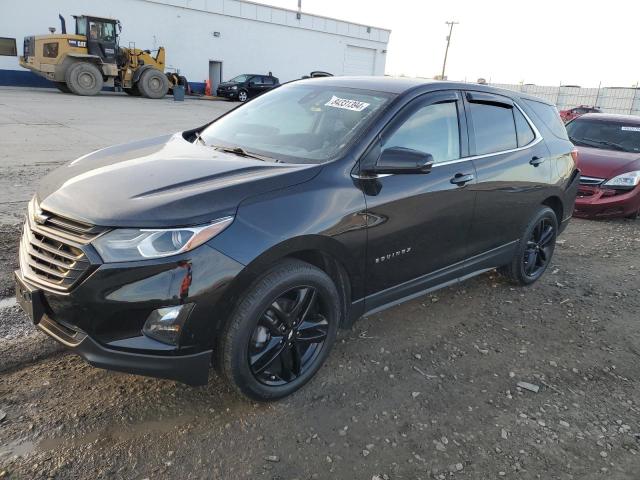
[65,62,103,96]
[499,207,558,286]
[218,260,340,401]
[137,69,169,99]
[54,82,71,93]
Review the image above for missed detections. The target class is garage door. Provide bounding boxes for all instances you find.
[343,45,376,76]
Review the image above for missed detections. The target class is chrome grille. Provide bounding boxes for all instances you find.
[20,204,105,291]
[579,175,605,186]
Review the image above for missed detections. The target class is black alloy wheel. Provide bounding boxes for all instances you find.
[499,206,558,285]
[219,259,340,401]
[522,218,555,278]
[249,286,329,386]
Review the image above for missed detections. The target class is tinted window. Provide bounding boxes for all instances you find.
[566,119,640,153]
[0,38,17,56]
[469,103,517,155]
[514,107,535,147]
[263,76,275,85]
[382,101,460,163]
[524,99,569,140]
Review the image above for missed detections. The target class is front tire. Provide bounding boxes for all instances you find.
[500,207,558,285]
[137,69,169,99]
[65,62,103,96]
[238,89,248,102]
[219,260,340,401]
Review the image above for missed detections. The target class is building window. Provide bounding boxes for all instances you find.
[0,37,17,56]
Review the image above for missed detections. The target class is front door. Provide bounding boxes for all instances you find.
[86,18,117,63]
[359,91,477,307]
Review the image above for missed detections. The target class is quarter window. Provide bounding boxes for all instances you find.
[469,102,517,155]
[382,102,460,163]
[523,99,569,140]
[514,107,535,147]
[0,37,17,56]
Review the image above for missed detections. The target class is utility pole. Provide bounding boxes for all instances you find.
[441,21,459,80]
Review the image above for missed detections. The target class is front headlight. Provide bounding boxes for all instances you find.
[231,85,238,90]
[93,216,233,262]
[603,170,640,189]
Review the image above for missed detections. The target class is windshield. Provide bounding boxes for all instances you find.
[200,83,394,163]
[567,119,640,153]
[229,74,252,83]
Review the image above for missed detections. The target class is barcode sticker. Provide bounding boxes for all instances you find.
[325,96,370,112]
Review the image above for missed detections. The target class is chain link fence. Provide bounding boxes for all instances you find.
[489,83,640,116]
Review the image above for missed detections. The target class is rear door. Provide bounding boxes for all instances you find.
[360,91,477,303]
[464,91,551,256]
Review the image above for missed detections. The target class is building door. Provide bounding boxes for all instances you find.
[209,61,222,94]
[343,45,376,76]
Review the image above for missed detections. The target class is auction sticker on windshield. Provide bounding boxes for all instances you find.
[325,96,370,112]
[621,126,640,132]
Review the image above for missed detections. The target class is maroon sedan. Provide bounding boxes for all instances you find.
[568,113,640,219]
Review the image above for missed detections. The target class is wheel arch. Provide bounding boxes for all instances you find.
[214,235,361,333]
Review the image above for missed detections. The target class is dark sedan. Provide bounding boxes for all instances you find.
[216,73,279,102]
[15,78,578,400]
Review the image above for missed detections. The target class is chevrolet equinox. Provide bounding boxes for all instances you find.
[15,77,579,400]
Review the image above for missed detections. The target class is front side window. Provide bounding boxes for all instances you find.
[566,119,640,153]
[469,102,517,155]
[382,101,460,163]
[88,21,115,42]
[0,37,17,56]
[200,84,394,163]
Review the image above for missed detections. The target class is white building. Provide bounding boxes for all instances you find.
[0,0,390,92]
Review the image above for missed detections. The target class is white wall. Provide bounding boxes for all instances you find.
[0,0,390,84]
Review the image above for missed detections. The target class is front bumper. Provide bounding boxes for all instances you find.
[37,313,212,385]
[216,89,238,99]
[574,185,640,218]
[15,238,244,385]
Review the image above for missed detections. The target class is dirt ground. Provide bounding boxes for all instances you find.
[1,88,640,480]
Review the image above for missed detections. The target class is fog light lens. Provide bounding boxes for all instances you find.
[142,304,194,345]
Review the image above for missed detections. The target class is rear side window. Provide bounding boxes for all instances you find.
[514,107,535,147]
[468,102,517,155]
[523,99,569,140]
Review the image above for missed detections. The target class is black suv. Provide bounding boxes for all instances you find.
[15,78,579,401]
[216,73,279,102]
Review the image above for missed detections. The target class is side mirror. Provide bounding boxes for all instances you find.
[374,147,434,174]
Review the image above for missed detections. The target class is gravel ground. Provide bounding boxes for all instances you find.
[1,88,640,479]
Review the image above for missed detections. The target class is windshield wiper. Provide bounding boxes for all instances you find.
[212,145,273,162]
[582,137,628,152]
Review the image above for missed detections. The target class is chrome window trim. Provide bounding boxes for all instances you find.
[352,99,544,178]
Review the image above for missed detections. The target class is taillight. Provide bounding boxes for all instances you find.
[571,148,579,164]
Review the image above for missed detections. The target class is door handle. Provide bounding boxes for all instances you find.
[530,156,545,167]
[450,173,474,186]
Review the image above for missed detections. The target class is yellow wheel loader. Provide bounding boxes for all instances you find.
[19,14,177,98]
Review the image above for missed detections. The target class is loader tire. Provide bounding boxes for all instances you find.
[137,69,169,99]
[65,62,103,96]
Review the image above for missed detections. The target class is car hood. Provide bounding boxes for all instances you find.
[218,81,238,87]
[37,133,320,228]
[576,146,640,180]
